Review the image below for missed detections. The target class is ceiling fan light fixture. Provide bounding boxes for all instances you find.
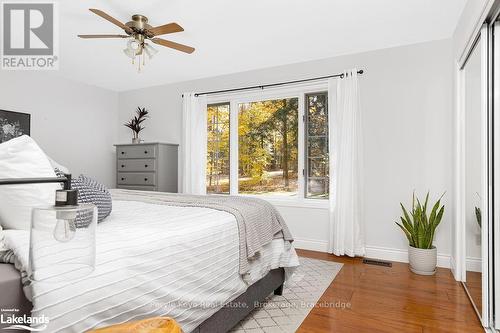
[144,43,158,59]
[123,38,144,61]
[79,9,195,72]
[127,39,141,52]
[123,47,136,59]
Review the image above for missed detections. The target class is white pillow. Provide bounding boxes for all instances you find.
[0,135,59,230]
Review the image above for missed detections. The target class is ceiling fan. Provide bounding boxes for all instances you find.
[78,9,195,71]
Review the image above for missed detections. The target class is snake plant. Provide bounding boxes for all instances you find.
[475,206,482,228]
[395,192,445,249]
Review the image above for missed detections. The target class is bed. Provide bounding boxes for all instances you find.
[0,265,287,333]
[0,190,299,333]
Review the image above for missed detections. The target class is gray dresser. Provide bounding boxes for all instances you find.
[115,142,178,192]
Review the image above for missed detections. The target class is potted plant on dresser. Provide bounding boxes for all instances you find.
[124,107,149,144]
[395,192,445,275]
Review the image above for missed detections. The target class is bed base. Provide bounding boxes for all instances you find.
[0,264,285,333]
[193,268,285,333]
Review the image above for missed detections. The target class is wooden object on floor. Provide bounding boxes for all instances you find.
[88,317,181,333]
[296,249,483,333]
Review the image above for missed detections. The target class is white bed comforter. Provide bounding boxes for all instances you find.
[3,200,299,333]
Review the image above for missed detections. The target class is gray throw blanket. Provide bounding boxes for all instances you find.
[110,189,294,275]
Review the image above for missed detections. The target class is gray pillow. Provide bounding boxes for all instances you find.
[71,175,112,223]
[53,170,112,223]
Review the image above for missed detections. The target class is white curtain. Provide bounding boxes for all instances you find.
[181,92,207,194]
[328,69,365,256]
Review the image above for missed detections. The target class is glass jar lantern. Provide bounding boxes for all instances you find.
[29,189,96,283]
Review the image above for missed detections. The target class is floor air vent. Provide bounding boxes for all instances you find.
[362,258,393,267]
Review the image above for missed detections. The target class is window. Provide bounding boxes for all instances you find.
[238,98,299,196]
[305,93,329,198]
[206,103,230,194]
[205,87,329,200]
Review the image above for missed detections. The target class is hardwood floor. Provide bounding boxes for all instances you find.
[296,250,483,333]
[465,271,482,316]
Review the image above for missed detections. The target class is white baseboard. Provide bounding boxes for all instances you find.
[293,238,328,252]
[466,256,482,273]
[293,240,452,269]
[364,246,451,268]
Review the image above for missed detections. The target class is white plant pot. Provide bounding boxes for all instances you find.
[408,245,437,275]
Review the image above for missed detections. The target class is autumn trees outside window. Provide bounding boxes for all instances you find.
[206,103,230,194]
[206,88,329,200]
[305,93,329,198]
[238,98,299,196]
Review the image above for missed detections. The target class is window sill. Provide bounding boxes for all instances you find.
[237,194,330,210]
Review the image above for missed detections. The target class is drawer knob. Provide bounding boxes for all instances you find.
[121,165,125,168]
[145,164,148,168]
[144,150,148,154]
[121,177,125,181]
[121,151,125,155]
[144,178,148,181]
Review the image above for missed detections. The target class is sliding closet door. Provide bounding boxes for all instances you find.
[479,24,492,327]
[461,24,491,326]
[494,20,500,331]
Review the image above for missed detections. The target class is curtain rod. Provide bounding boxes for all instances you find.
[187,69,364,97]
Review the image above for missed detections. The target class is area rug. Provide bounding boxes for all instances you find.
[230,257,343,333]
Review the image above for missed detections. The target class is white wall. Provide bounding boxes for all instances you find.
[118,39,454,264]
[0,72,119,187]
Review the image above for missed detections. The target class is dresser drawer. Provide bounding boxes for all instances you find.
[117,172,156,186]
[117,145,157,159]
[117,159,156,172]
[117,185,156,191]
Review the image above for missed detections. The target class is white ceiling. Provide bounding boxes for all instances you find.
[56,0,467,91]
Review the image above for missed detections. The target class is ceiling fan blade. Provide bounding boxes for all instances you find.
[88,8,133,34]
[151,38,195,54]
[146,23,184,36]
[78,34,129,39]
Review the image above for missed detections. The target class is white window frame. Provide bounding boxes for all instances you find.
[206,81,329,209]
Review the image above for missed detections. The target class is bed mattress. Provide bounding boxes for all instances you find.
[1,199,299,332]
